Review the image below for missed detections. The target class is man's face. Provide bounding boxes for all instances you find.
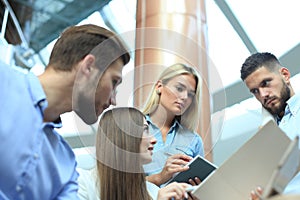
[94,59,123,116]
[75,58,123,125]
[244,66,290,116]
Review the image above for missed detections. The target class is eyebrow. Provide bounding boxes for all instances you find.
[177,82,196,93]
[249,77,272,92]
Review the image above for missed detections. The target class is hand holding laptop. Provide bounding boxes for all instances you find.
[250,186,263,200]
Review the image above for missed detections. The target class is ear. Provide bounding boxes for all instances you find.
[155,80,163,94]
[80,54,96,76]
[279,67,291,83]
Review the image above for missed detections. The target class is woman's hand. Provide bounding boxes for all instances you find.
[157,182,190,200]
[158,154,192,184]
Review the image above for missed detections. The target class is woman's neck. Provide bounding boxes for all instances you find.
[150,106,174,128]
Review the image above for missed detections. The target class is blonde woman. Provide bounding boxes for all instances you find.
[142,63,204,186]
[78,107,193,200]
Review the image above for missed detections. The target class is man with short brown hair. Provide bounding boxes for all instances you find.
[0,24,130,199]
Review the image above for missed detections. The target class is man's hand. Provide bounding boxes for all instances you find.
[250,187,263,200]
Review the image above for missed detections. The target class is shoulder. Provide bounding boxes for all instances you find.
[0,62,27,79]
[284,93,300,121]
[290,93,300,110]
[0,63,28,89]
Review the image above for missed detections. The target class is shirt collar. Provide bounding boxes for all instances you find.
[50,117,63,128]
[27,72,48,112]
[285,93,300,117]
[27,72,62,128]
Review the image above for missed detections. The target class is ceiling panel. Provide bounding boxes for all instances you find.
[2,0,112,51]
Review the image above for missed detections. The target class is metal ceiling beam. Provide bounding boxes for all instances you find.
[14,0,72,24]
[214,0,257,54]
[210,0,257,112]
[23,0,112,51]
[211,0,300,112]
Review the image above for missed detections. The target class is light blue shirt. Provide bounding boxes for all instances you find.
[143,115,204,176]
[0,62,79,200]
[277,93,300,194]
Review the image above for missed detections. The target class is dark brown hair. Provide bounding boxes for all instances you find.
[241,52,281,81]
[48,24,130,71]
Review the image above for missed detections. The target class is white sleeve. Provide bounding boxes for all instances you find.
[146,181,159,200]
[77,168,99,200]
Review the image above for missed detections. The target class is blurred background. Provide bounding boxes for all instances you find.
[1,0,300,168]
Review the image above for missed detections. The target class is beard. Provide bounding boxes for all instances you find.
[263,80,291,116]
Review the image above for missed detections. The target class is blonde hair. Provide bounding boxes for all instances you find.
[142,63,201,131]
[96,107,152,200]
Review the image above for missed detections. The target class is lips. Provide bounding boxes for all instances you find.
[265,97,276,107]
[148,146,153,151]
[175,102,184,109]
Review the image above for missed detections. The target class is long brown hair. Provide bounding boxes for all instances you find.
[96,107,152,200]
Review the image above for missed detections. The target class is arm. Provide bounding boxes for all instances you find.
[55,169,80,200]
[146,154,192,186]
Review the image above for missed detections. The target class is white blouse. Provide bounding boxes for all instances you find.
[77,167,159,200]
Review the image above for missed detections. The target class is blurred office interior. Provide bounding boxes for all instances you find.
[1,0,300,167]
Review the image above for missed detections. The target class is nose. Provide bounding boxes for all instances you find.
[179,90,188,100]
[259,87,269,98]
[150,136,157,145]
[110,90,117,106]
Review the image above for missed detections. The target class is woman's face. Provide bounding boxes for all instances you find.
[140,118,157,164]
[158,74,196,116]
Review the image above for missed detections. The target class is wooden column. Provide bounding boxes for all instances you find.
[134,0,213,161]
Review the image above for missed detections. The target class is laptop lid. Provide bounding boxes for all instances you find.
[191,121,299,200]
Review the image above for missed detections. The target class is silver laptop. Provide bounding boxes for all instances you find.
[261,136,299,198]
[191,121,300,200]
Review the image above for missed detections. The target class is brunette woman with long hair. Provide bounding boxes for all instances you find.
[78,107,192,200]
